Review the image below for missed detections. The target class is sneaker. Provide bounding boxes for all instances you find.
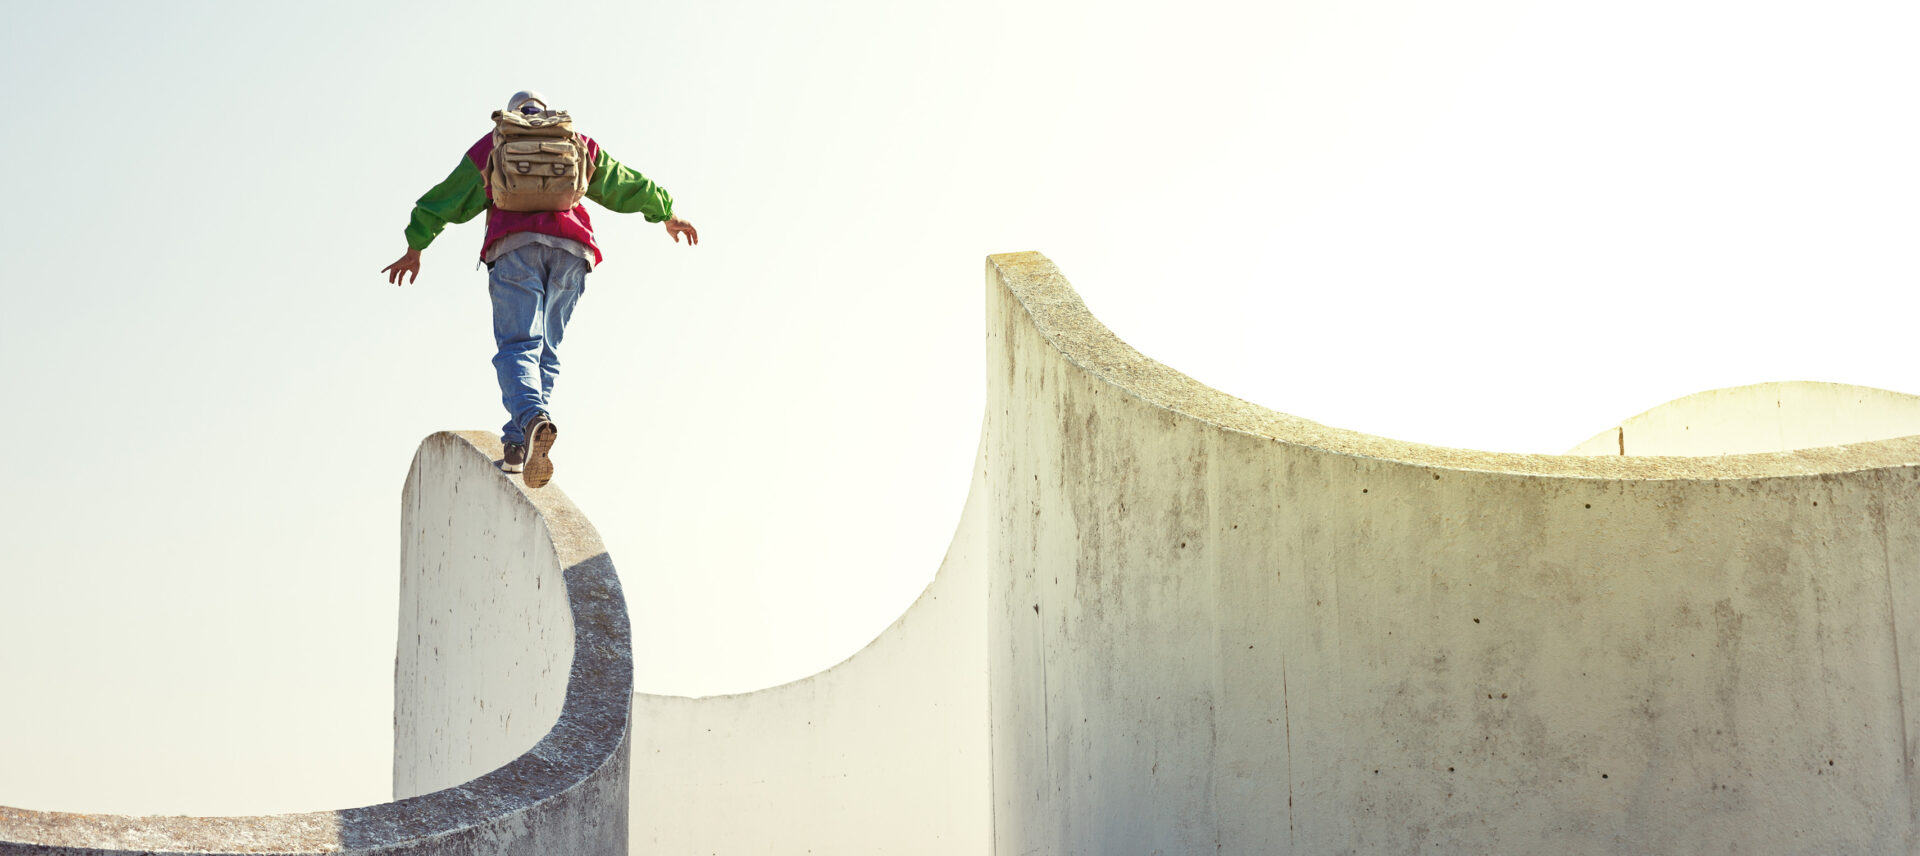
[502,442,528,474]
[523,413,558,488]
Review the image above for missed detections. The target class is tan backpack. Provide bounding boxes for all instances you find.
[485,109,596,212]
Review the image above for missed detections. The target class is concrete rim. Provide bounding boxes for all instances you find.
[0,431,633,854]
[989,251,1920,482]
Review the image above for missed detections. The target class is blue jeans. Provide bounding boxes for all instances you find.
[489,244,588,445]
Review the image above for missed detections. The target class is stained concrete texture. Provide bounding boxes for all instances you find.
[12,257,1920,856]
[0,432,632,856]
[985,252,1920,854]
[620,254,1920,855]
[1568,380,1920,457]
[396,432,575,798]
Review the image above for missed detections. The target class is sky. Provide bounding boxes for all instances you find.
[2,0,1916,818]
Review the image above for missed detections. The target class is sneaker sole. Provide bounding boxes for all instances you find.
[524,420,558,488]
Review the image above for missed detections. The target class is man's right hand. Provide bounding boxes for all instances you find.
[383,248,422,285]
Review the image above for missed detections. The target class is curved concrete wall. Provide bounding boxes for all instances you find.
[0,431,632,856]
[396,432,576,797]
[628,439,989,854]
[985,252,1920,854]
[18,257,1920,855]
[1568,381,1920,456]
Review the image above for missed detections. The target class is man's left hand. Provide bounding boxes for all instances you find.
[665,217,699,246]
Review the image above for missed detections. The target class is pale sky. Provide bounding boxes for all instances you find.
[2,0,1916,817]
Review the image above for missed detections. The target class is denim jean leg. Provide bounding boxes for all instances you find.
[537,253,589,405]
[489,247,551,445]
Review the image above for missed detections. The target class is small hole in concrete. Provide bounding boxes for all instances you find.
[1473,618,1481,624]
[1433,473,1441,480]
[1602,774,1609,779]
[1585,503,1591,509]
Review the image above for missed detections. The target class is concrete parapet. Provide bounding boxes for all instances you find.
[0,431,632,856]
[13,254,1920,855]
[985,251,1920,854]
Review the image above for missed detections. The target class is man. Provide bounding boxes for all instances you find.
[383,90,697,488]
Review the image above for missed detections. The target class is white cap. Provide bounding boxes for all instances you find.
[507,90,548,113]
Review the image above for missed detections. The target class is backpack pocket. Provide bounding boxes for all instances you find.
[499,141,581,179]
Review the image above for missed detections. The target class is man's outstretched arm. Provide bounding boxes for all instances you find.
[385,157,491,285]
[586,150,698,246]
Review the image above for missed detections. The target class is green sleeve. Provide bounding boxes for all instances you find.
[404,157,490,251]
[586,149,675,222]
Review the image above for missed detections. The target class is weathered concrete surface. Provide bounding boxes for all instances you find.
[396,432,574,798]
[627,438,989,855]
[1568,380,1920,456]
[16,255,1920,856]
[986,251,1920,854]
[0,431,632,855]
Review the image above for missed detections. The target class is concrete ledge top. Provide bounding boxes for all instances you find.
[988,251,1920,482]
[0,431,633,855]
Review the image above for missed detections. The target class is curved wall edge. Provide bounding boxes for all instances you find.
[987,251,1920,854]
[627,435,990,854]
[0,431,633,856]
[987,251,1920,481]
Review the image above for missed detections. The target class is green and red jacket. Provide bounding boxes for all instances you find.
[404,134,674,266]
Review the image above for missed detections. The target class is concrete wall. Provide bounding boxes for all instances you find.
[1567,381,1920,456]
[396,431,575,797]
[0,431,633,856]
[985,252,1920,854]
[17,255,1920,856]
[627,440,990,855]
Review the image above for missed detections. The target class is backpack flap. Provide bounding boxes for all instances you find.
[500,141,581,176]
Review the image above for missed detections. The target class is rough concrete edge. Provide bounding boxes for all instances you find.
[634,422,988,703]
[986,251,1920,483]
[0,431,634,856]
